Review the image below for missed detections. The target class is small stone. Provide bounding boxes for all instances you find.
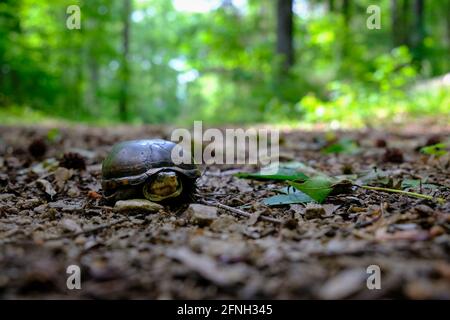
[74,235,87,245]
[67,186,80,197]
[60,218,83,233]
[174,218,186,227]
[114,199,163,213]
[429,225,445,238]
[210,215,239,232]
[304,203,326,219]
[33,204,48,215]
[185,204,218,227]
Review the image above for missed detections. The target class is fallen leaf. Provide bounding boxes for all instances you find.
[236,161,318,181]
[318,269,366,299]
[289,176,333,203]
[166,247,248,286]
[54,167,73,190]
[87,190,102,200]
[36,179,57,199]
[263,192,314,206]
[322,138,359,154]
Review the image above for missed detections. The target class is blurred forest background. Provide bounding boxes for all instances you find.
[0,0,449,127]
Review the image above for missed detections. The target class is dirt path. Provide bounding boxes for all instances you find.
[0,124,449,299]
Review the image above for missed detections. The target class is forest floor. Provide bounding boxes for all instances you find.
[0,121,449,299]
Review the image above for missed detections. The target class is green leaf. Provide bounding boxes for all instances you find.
[322,138,359,154]
[355,169,390,186]
[420,143,448,157]
[288,176,334,203]
[235,162,313,181]
[263,192,314,206]
[401,179,438,191]
[236,170,308,181]
[46,128,61,143]
[401,179,421,189]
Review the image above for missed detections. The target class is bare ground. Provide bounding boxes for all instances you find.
[0,122,449,299]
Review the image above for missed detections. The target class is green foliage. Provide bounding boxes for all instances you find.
[263,189,314,206]
[288,177,334,204]
[420,143,448,157]
[322,138,359,154]
[0,0,448,125]
[236,162,309,181]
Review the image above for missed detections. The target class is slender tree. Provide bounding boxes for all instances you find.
[328,0,336,12]
[391,0,402,47]
[119,0,131,121]
[447,0,450,63]
[341,0,351,58]
[401,0,411,46]
[411,0,425,62]
[276,0,294,71]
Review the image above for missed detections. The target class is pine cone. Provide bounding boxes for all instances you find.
[383,148,404,163]
[60,152,86,170]
[28,138,47,158]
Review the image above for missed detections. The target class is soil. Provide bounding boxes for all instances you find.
[0,122,449,299]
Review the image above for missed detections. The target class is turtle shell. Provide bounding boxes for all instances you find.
[101,139,200,194]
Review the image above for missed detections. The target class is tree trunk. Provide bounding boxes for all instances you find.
[328,0,335,12]
[88,53,99,112]
[119,0,131,122]
[341,0,351,58]
[411,0,425,61]
[447,0,450,45]
[401,0,411,46]
[391,0,401,47]
[276,0,294,71]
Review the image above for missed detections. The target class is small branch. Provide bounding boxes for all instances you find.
[360,185,445,204]
[45,217,129,241]
[200,199,282,224]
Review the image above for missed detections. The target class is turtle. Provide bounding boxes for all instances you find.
[101,139,200,203]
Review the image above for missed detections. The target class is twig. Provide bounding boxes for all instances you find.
[200,199,282,224]
[45,217,129,241]
[360,185,446,204]
[204,169,243,177]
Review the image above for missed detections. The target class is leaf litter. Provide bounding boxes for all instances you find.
[0,124,449,299]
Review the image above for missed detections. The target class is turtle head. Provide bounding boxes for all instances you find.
[143,171,183,201]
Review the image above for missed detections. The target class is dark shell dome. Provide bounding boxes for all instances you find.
[102,139,200,192]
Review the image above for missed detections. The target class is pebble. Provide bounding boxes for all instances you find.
[304,204,326,219]
[60,218,83,233]
[114,199,163,213]
[185,204,218,227]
